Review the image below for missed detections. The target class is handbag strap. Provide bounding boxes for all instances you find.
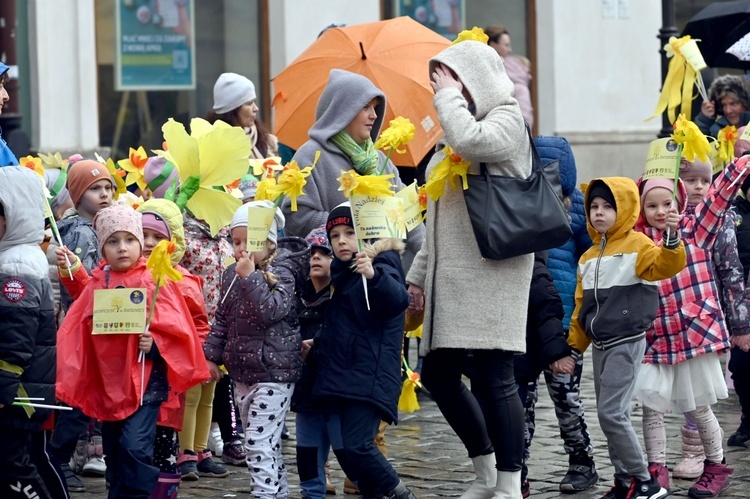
[478,121,541,175]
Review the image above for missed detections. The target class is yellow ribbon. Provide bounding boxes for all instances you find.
[0,360,23,375]
[16,384,35,418]
[650,36,698,124]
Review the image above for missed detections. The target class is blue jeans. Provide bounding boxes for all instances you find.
[296,411,344,499]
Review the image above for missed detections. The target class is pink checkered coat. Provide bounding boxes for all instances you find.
[636,160,747,365]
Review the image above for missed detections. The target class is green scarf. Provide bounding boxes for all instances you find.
[330,131,380,175]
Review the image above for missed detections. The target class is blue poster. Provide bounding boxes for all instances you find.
[115,0,196,90]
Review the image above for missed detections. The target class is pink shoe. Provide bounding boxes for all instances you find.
[674,425,705,479]
[648,462,670,490]
[687,460,733,498]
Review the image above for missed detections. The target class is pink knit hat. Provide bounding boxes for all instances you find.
[639,177,684,211]
[678,157,712,183]
[141,212,171,240]
[93,204,144,254]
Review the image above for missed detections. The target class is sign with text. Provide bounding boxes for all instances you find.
[92,288,147,334]
[351,195,407,240]
[395,182,423,232]
[246,205,275,252]
[115,0,196,90]
[643,137,681,180]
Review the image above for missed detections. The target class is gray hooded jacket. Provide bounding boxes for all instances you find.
[282,69,424,269]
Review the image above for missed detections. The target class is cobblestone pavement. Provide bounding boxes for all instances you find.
[79,357,750,498]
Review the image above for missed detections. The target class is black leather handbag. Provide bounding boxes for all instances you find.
[464,126,572,260]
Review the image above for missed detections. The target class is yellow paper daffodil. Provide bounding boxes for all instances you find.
[38,152,70,172]
[118,146,150,192]
[20,156,44,178]
[254,177,277,202]
[672,114,712,163]
[650,35,706,124]
[147,239,184,287]
[717,125,738,163]
[96,153,128,200]
[249,156,283,179]
[397,366,422,413]
[424,146,472,201]
[374,117,416,155]
[265,153,319,211]
[338,169,394,198]
[161,118,251,236]
[418,185,428,212]
[452,26,489,45]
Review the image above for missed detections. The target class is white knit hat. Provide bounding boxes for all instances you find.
[213,73,256,114]
[230,200,286,244]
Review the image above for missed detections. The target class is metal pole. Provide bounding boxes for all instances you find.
[658,0,679,138]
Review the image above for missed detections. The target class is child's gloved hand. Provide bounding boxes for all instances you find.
[355,252,374,279]
[236,251,255,278]
[55,246,79,269]
[139,330,154,353]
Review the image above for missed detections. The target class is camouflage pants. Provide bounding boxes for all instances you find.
[523,353,593,477]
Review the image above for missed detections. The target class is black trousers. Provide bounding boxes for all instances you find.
[212,374,241,443]
[336,400,399,498]
[1,428,68,499]
[102,401,161,499]
[422,348,524,471]
[729,346,750,428]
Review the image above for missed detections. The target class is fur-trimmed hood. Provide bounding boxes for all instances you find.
[359,238,406,259]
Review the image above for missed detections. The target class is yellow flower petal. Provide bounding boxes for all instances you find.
[452,27,489,45]
[146,239,184,286]
[352,173,394,197]
[424,147,472,201]
[187,188,242,237]
[162,119,200,181]
[717,125,738,163]
[671,114,712,162]
[20,156,44,178]
[255,177,278,202]
[265,161,313,211]
[374,116,416,155]
[337,170,360,198]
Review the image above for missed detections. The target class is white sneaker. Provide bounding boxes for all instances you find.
[208,427,224,457]
[82,456,106,477]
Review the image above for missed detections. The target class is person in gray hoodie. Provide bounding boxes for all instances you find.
[281,69,424,271]
[406,40,532,499]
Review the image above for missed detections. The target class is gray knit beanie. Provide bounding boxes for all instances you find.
[213,73,256,114]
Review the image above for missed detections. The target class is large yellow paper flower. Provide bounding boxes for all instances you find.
[672,114,712,162]
[717,125,738,163]
[424,146,471,201]
[147,239,184,287]
[161,118,251,236]
[338,169,394,198]
[374,117,415,155]
[452,27,489,45]
[118,146,150,191]
[265,155,317,211]
[20,156,44,178]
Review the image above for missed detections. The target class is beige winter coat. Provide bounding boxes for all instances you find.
[406,41,533,355]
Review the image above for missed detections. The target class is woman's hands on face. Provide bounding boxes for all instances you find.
[431,64,463,94]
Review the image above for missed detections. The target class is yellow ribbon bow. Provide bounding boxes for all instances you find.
[650,35,705,124]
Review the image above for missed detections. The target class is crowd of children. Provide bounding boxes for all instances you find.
[6,37,750,499]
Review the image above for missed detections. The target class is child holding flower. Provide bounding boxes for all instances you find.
[56,204,209,498]
[204,200,309,499]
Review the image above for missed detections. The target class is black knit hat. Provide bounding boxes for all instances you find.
[587,181,617,212]
[326,202,353,239]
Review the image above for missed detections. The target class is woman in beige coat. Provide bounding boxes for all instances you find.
[406,41,532,499]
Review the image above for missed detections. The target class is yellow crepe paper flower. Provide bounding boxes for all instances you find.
[717,125,739,163]
[249,156,283,179]
[265,154,318,211]
[20,156,44,178]
[424,146,471,201]
[118,146,150,191]
[161,118,251,236]
[418,185,428,211]
[672,114,712,163]
[374,117,415,155]
[398,367,422,413]
[338,169,394,198]
[38,152,70,171]
[452,26,489,45]
[147,239,184,287]
[254,177,277,202]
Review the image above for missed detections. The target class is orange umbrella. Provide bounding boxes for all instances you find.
[272,16,451,167]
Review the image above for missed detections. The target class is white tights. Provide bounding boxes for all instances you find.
[642,405,723,464]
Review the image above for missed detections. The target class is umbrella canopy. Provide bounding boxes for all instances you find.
[727,31,750,61]
[683,0,750,69]
[272,16,451,167]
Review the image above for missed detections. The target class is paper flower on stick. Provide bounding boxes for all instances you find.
[264,152,319,211]
[249,157,283,179]
[96,153,128,200]
[118,146,150,191]
[254,177,277,202]
[161,118,251,236]
[375,117,415,155]
[650,35,707,124]
[672,114,712,162]
[424,146,471,201]
[337,169,394,198]
[38,152,70,172]
[452,26,489,45]
[20,156,44,178]
[398,366,422,413]
[147,239,184,287]
[717,125,738,163]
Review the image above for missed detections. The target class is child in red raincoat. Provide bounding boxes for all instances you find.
[56,204,209,498]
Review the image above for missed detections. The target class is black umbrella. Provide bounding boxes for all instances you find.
[683,0,750,70]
